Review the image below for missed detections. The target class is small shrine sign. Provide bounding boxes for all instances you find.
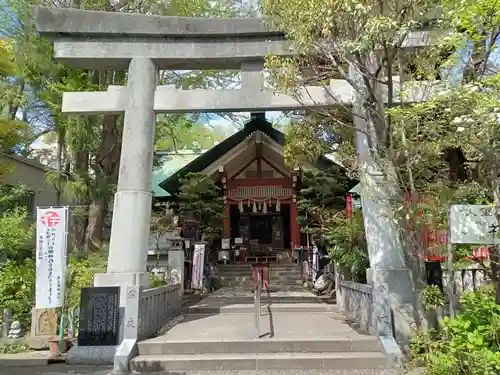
[449,205,500,244]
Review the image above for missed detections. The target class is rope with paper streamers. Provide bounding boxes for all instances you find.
[229,186,291,213]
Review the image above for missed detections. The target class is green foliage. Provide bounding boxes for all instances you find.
[155,114,226,152]
[66,254,107,312]
[263,0,500,283]
[0,184,35,263]
[0,253,107,336]
[412,286,500,375]
[0,119,31,154]
[0,343,30,354]
[297,168,354,242]
[0,40,16,77]
[296,169,367,280]
[2,0,245,253]
[0,259,35,327]
[422,285,445,310]
[149,273,168,288]
[178,172,225,235]
[326,211,369,282]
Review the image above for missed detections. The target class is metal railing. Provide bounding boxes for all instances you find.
[254,268,262,339]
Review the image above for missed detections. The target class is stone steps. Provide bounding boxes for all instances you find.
[138,336,383,355]
[131,287,377,372]
[217,264,304,289]
[219,279,303,287]
[130,351,387,371]
[183,303,338,314]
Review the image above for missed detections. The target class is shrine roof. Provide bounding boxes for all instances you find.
[158,115,339,195]
[152,151,204,197]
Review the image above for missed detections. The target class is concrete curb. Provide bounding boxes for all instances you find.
[0,351,49,366]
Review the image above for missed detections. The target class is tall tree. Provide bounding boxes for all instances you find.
[5,0,245,252]
[261,0,500,321]
[155,114,227,152]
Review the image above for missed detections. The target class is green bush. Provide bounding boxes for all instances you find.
[66,254,107,311]
[0,205,35,264]
[412,285,500,375]
[0,259,35,327]
[149,273,167,288]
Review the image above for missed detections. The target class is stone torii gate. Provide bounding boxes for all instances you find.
[33,5,439,369]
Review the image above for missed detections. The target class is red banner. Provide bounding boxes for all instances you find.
[346,194,353,217]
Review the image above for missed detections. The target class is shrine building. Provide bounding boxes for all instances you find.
[157,114,346,264]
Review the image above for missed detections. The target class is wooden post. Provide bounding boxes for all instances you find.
[223,200,230,238]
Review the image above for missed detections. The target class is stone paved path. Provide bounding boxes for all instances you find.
[0,365,408,375]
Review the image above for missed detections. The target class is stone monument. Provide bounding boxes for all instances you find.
[28,308,58,349]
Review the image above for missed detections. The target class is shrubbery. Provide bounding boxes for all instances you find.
[412,285,500,375]
[0,259,36,327]
[66,254,108,311]
[0,254,108,331]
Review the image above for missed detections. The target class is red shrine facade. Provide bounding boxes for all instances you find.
[220,155,301,254]
[159,114,340,263]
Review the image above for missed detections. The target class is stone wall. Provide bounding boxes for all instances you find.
[339,280,373,334]
[137,284,182,340]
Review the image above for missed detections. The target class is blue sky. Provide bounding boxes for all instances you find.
[6,2,500,146]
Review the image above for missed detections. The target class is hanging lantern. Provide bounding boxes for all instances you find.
[253,201,257,213]
[238,200,243,213]
[276,199,281,212]
[248,199,251,207]
[263,203,267,214]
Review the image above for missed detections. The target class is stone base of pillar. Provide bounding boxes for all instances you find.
[370,268,416,347]
[94,271,150,347]
[94,272,150,305]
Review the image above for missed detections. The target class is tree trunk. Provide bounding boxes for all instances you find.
[489,161,500,304]
[72,150,89,252]
[85,196,108,251]
[54,131,64,205]
[84,111,122,251]
[83,67,123,251]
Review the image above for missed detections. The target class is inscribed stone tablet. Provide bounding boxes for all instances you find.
[77,287,120,346]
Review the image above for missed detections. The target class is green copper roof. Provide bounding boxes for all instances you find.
[152,152,204,197]
[160,116,341,195]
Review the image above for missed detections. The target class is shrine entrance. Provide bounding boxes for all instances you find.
[230,203,291,252]
[249,215,273,245]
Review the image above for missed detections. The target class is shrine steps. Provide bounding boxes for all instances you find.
[130,288,390,372]
[131,329,388,371]
[182,301,339,314]
[216,263,304,288]
[130,351,387,372]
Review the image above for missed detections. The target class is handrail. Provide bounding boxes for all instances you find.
[254,268,262,339]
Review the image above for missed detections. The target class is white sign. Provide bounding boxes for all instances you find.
[352,199,362,208]
[36,207,68,308]
[191,243,206,289]
[312,245,319,281]
[449,205,499,244]
[221,238,230,249]
[235,237,243,244]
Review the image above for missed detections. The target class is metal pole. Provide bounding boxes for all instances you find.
[254,269,261,338]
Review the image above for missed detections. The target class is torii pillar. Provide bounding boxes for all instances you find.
[94,57,157,292]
